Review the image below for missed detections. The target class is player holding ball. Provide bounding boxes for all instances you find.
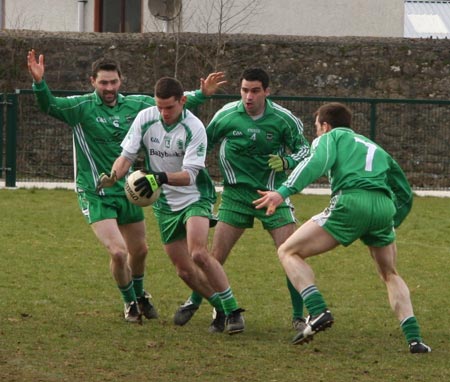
[99,77,245,335]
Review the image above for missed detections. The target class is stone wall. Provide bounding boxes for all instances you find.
[1,30,449,188]
[2,30,450,98]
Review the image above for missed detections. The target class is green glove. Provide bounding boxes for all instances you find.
[268,155,288,172]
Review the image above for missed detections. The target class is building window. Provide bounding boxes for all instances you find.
[96,0,142,32]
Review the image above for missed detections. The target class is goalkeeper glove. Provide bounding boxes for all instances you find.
[268,154,288,172]
[95,170,117,192]
[134,171,168,198]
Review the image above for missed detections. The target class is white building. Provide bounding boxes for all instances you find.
[0,0,415,38]
[405,0,450,38]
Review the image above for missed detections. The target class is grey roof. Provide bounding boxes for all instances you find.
[405,1,450,38]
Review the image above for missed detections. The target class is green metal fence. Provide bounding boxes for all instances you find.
[1,90,450,190]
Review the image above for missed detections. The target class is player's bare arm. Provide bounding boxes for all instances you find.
[27,49,45,83]
[111,155,133,181]
[200,72,227,96]
[253,190,284,216]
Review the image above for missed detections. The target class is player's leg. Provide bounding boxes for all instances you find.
[159,206,229,328]
[369,244,431,353]
[363,191,430,353]
[279,219,339,289]
[270,223,305,330]
[120,220,158,320]
[91,218,140,322]
[185,222,244,301]
[370,243,414,320]
[78,191,141,321]
[198,218,248,331]
[278,219,339,344]
[187,217,233,297]
[175,186,250,326]
[282,191,372,344]
[186,216,244,334]
[79,192,143,322]
[175,220,245,326]
[211,221,245,264]
[259,195,305,330]
[165,238,234,331]
[121,221,147,275]
[116,198,157,320]
[164,238,217,298]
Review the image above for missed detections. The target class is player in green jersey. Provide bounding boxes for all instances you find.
[174,67,310,332]
[101,77,245,334]
[253,102,431,354]
[27,49,226,323]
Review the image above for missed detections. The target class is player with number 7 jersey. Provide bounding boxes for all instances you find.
[279,126,412,228]
[253,102,429,353]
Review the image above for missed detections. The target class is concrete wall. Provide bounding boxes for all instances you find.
[176,0,404,37]
[4,0,93,32]
[3,0,404,37]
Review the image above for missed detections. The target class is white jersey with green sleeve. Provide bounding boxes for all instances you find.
[32,79,207,196]
[278,127,413,226]
[206,99,310,190]
[121,107,216,212]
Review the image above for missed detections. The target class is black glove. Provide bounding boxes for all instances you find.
[134,171,168,198]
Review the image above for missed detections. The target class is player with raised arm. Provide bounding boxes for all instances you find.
[253,102,431,353]
[27,49,226,323]
[174,67,310,333]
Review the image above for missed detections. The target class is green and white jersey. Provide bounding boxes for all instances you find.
[32,79,207,196]
[206,99,309,190]
[278,127,413,226]
[121,107,216,212]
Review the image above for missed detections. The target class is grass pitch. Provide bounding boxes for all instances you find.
[0,189,448,382]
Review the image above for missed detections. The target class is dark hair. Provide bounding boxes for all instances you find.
[239,68,270,89]
[154,77,184,100]
[91,58,122,79]
[315,102,352,128]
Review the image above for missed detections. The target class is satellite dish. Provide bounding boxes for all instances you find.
[148,0,182,21]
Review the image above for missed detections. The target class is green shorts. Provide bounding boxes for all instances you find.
[218,185,296,230]
[313,189,396,247]
[153,200,214,244]
[77,191,144,225]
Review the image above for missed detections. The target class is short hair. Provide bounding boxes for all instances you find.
[154,77,184,100]
[240,68,270,90]
[91,58,122,79]
[314,102,352,128]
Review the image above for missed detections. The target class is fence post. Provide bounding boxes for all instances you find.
[5,93,17,187]
[0,93,3,179]
[369,101,377,142]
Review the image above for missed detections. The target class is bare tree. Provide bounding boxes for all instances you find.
[6,3,44,30]
[146,0,261,73]
[185,0,262,70]
[195,0,262,34]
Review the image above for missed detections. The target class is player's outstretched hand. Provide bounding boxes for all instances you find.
[253,190,284,216]
[96,170,117,192]
[200,72,227,96]
[27,49,45,83]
